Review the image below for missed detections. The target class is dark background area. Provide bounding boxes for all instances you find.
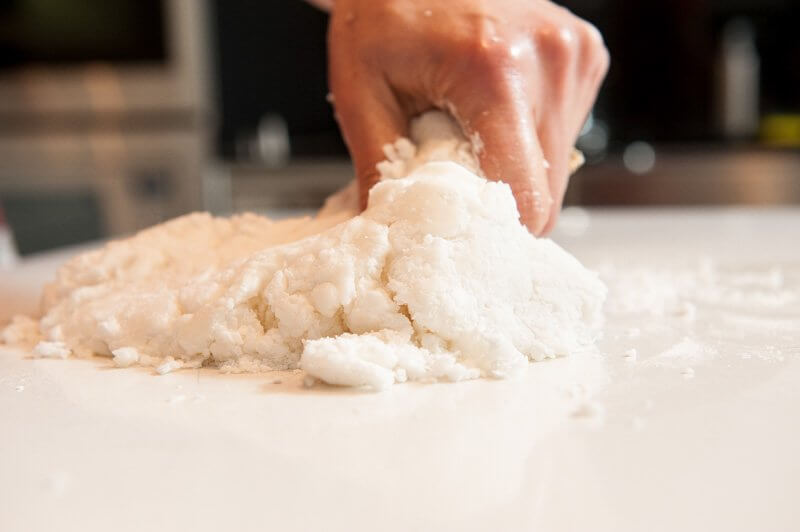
[210,0,800,158]
[211,0,343,158]
[0,0,166,66]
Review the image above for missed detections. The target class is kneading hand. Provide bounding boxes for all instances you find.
[328,0,609,234]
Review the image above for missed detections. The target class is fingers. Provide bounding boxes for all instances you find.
[330,77,407,209]
[537,119,569,235]
[529,9,609,234]
[329,25,407,210]
[451,84,552,235]
[534,31,578,234]
[576,20,611,99]
[326,0,610,233]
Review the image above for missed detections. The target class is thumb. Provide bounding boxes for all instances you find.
[331,76,407,210]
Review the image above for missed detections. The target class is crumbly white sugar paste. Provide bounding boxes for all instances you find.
[2,112,606,390]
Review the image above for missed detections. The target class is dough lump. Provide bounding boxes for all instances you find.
[3,112,606,390]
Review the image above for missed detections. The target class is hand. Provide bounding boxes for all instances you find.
[328,0,609,234]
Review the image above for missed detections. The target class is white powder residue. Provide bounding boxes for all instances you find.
[601,260,799,365]
[570,400,606,427]
[46,471,71,497]
[601,261,799,319]
[600,267,683,316]
[646,337,718,369]
[625,327,641,338]
[1,112,606,391]
[567,383,606,428]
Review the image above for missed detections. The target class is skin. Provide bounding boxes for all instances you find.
[327,0,609,234]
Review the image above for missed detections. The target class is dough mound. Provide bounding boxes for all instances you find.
[3,113,606,390]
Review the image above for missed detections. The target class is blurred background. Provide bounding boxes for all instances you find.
[0,0,798,260]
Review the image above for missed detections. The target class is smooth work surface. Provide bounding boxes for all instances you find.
[2,208,799,532]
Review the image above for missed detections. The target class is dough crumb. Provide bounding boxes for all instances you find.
[623,348,638,361]
[112,347,140,368]
[156,357,182,375]
[2,316,41,349]
[33,341,71,360]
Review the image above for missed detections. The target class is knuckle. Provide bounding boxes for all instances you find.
[536,23,577,64]
[578,20,605,48]
[557,26,580,52]
[577,21,610,68]
[469,39,514,72]
[596,46,611,77]
[598,41,611,67]
[461,17,516,73]
[466,45,517,97]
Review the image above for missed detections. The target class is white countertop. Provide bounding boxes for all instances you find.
[1,208,799,532]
